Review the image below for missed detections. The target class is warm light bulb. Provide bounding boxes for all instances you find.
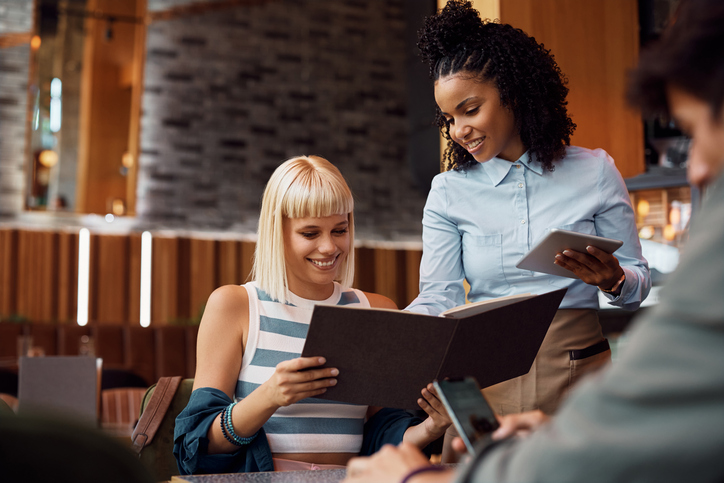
[31,35,41,50]
[670,206,681,225]
[122,152,134,168]
[38,150,58,168]
[111,198,126,216]
[637,199,650,218]
[663,224,676,241]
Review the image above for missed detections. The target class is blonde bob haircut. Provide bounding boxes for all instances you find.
[251,155,355,303]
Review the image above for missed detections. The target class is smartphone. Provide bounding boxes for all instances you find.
[433,377,499,453]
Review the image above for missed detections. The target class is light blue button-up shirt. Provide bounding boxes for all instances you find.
[406,146,651,315]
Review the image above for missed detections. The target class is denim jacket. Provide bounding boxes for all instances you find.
[174,387,424,475]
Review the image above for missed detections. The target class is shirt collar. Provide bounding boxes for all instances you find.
[482,151,543,186]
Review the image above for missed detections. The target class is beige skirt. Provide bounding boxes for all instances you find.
[481,308,611,416]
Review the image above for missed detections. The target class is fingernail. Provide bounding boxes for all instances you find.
[318,357,326,364]
[330,368,339,376]
[329,379,337,386]
[586,246,594,252]
[563,250,572,256]
[555,254,563,260]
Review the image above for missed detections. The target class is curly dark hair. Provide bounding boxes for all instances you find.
[417,0,575,172]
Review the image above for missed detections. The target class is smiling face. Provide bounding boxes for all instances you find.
[667,86,724,189]
[435,73,526,163]
[282,213,350,300]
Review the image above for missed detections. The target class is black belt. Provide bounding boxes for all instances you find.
[569,338,610,361]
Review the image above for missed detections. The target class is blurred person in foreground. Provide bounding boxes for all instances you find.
[343,0,724,481]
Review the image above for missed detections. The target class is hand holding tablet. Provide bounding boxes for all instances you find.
[515,229,623,279]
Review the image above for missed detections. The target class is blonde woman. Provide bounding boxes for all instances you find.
[174,156,451,475]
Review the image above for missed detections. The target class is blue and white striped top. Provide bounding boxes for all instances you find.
[235,281,369,454]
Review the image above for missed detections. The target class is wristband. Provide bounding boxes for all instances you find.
[600,271,625,295]
[220,401,258,446]
[400,465,446,483]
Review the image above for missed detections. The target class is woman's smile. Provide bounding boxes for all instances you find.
[308,254,340,269]
[283,213,350,300]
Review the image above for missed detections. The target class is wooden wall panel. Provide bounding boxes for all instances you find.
[353,247,375,294]
[217,240,239,287]
[15,231,58,322]
[3,230,425,323]
[499,0,643,178]
[57,232,79,323]
[405,249,422,307]
[185,325,199,379]
[0,229,18,316]
[124,326,155,385]
[188,238,216,319]
[240,241,255,285]
[93,325,126,367]
[373,249,399,307]
[127,233,142,325]
[154,326,188,378]
[152,236,179,324]
[91,234,130,323]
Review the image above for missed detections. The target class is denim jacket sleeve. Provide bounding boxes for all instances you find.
[173,387,274,475]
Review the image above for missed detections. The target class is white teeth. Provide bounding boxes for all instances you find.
[310,258,335,267]
[467,138,483,149]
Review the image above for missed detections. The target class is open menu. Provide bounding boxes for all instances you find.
[440,293,534,318]
[301,288,566,409]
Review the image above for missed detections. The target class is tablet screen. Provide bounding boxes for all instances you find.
[515,229,623,279]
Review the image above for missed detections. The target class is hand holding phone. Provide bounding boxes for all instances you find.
[433,377,499,454]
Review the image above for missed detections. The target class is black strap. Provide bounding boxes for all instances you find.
[569,338,610,361]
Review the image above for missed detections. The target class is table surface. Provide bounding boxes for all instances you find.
[171,469,348,483]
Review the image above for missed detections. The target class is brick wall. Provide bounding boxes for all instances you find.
[1,0,432,240]
[0,0,33,215]
[139,0,429,239]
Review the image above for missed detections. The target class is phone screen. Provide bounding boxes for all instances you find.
[433,377,499,453]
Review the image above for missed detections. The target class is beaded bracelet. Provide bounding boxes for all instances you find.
[220,401,258,446]
[400,465,447,483]
[219,406,238,445]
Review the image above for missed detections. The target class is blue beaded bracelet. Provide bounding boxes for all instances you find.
[219,406,238,446]
[222,401,258,446]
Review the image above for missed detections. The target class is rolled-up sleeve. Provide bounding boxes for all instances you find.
[173,387,273,475]
[594,154,651,310]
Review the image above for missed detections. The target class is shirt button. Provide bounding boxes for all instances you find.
[520,220,526,224]
[515,165,521,169]
[518,183,524,188]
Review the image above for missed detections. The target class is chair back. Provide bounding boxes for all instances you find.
[101,387,147,437]
[135,377,194,482]
[17,356,102,424]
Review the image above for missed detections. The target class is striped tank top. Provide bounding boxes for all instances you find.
[235,281,369,454]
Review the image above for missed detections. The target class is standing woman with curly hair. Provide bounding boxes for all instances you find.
[406,0,650,421]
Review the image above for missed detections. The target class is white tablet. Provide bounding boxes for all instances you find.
[515,229,623,279]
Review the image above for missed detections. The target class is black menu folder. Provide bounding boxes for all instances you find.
[301,288,567,409]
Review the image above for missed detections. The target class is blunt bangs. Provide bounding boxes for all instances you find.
[280,167,354,220]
